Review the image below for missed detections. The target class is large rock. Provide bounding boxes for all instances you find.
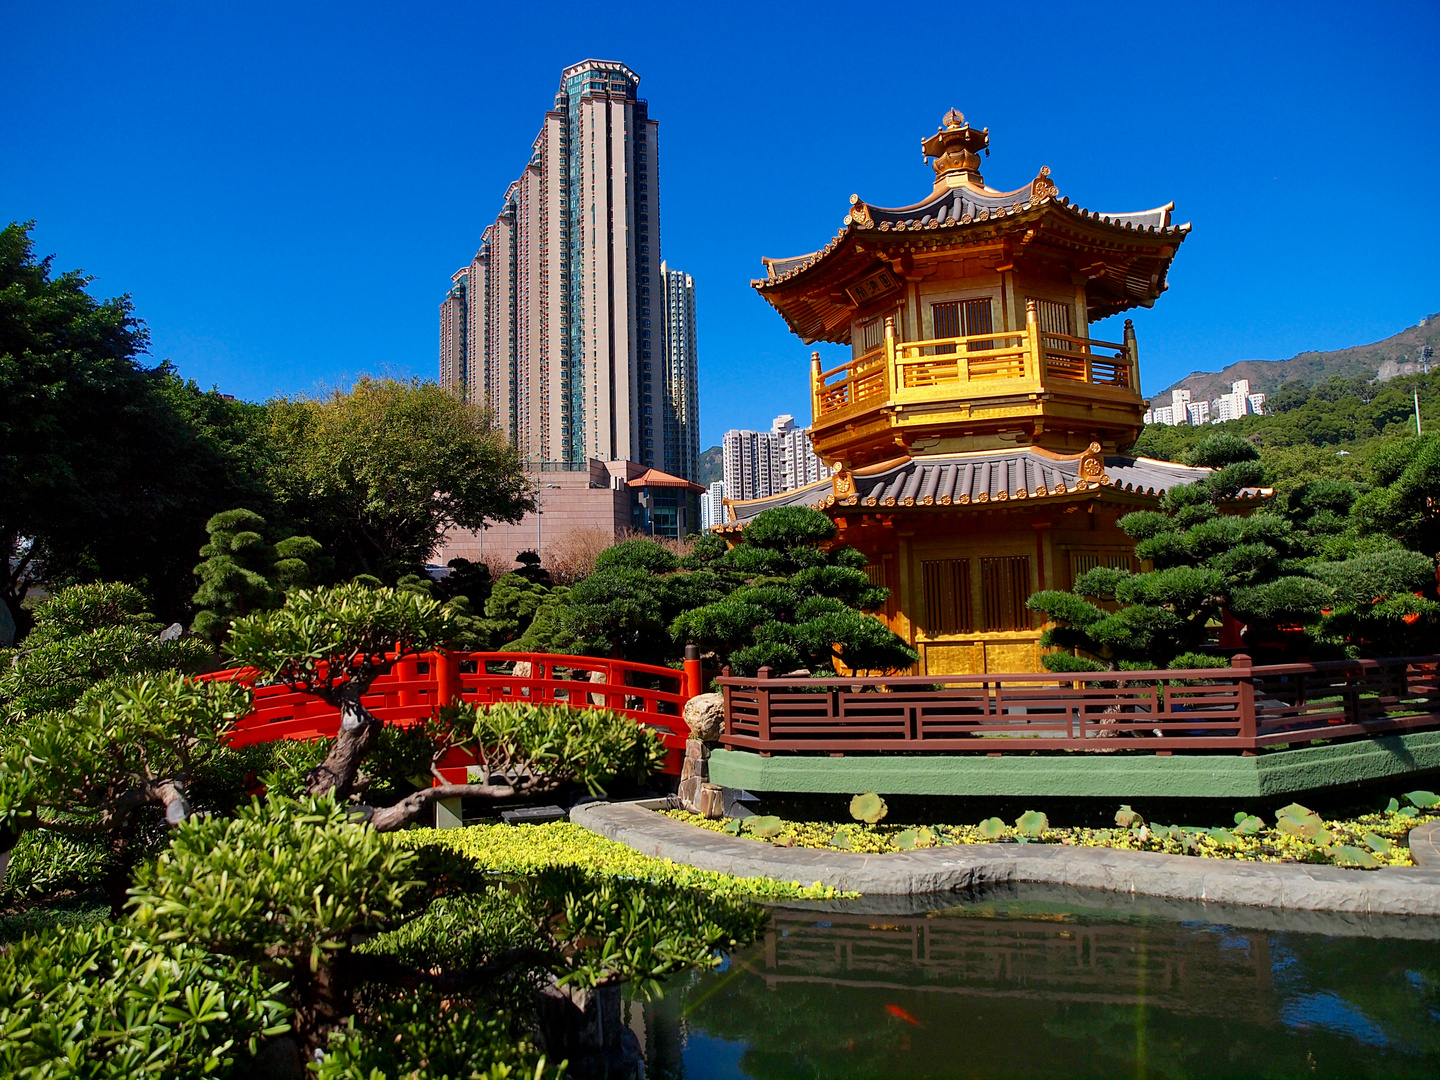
[677,738,711,813]
[683,692,725,742]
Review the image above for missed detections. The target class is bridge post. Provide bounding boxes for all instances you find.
[434,649,454,708]
[684,643,702,700]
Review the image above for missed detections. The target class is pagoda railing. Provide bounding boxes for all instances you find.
[717,655,1440,755]
[812,300,1139,423]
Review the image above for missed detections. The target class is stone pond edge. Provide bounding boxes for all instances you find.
[570,801,1440,917]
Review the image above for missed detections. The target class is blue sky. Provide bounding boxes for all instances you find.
[4,1,1437,449]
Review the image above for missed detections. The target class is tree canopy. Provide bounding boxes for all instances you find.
[264,377,534,581]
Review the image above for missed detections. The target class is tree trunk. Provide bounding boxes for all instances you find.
[103,822,139,917]
[537,979,643,1080]
[154,779,192,825]
[306,686,381,800]
[368,780,552,832]
[287,962,353,1054]
[0,828,18,895]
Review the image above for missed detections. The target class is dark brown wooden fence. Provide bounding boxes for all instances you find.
[716,655,1440,755]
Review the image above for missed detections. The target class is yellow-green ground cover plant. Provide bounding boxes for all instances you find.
[663,789,1440,870]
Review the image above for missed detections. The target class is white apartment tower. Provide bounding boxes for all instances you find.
[440,61,697,475]
[722,415,831,502]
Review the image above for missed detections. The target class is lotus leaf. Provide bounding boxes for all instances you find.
[895,829,919,850]
[746,815,785,839]
[1326,844,1382,869]
[1361,832,1393,853]
[1209,828,1239,847]
[1233,815,1265,836]
[850,792,888,824]
[1404,790,1440,809]
[1015,810,1049,838]
[977,817,1007,840]
[1115,805,1144,829]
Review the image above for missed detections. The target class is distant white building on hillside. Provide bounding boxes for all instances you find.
[1145,379,1265,426]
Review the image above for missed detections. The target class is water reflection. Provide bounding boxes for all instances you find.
[630,889,1440,1079]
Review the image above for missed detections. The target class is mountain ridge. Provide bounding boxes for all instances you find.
[1150,311,1439,407]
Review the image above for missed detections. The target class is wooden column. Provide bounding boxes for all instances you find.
[1233,653,1257,748]
[756,665,772,753]
[1025,299,1043,383]
[1124,319,1139,390]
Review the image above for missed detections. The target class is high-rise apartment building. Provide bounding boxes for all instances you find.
[658,261,700,481]
[773,414,829,491]
[439,60,699,477]
[722,415,830,503]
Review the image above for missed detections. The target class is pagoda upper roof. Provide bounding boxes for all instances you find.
[754,111,1191,343]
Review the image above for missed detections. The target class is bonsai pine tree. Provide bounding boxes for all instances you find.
[226,583,455,800]
[670,507,917,675]
[1030,436,1328,670]
[0,672,252,908]
[190,508,323,644]
[0,582,208,725]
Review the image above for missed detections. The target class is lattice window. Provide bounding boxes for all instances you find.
[854,314,889,357]
[981,555,1033,632]
[1031,298,1073,337]
[921,559,973,634]
[931,298,993,354]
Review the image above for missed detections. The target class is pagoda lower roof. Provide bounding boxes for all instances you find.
[718,448,1266,532]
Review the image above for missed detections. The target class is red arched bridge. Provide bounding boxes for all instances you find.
[210,651,702,779]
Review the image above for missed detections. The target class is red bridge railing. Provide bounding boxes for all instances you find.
[213,651,701,775]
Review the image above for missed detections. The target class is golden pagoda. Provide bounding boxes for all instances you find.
[723,110,1245,675]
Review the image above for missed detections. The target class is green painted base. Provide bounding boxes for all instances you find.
[708,731,1440,799]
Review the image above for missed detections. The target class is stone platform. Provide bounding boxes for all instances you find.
[571,800,1440,916]
[707,731,1440,799]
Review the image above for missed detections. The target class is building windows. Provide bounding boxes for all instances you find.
[921,559,973,634]
[980,556,1033,632]
[854,313,888,358]
[931,298,993,353]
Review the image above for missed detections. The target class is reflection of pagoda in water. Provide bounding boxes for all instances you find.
[723,110,1235,674]
[751,908,1275,1017]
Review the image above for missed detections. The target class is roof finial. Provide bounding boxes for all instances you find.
[921,109,989,190]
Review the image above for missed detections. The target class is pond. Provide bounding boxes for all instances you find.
[628,885,1440,1079]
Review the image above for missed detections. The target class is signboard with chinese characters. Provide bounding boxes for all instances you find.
[845,267,901,306]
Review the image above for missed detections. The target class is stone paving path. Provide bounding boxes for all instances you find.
[571,802,1440,917]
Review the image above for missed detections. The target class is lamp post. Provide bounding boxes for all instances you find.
[537,483,560,557]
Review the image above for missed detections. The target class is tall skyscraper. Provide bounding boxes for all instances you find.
[440,60,698,475]
[658,261,700,481]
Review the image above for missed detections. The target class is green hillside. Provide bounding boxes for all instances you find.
[696,444,722,488]
[1134,368,1440,496]
[1150,311,1439,407]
